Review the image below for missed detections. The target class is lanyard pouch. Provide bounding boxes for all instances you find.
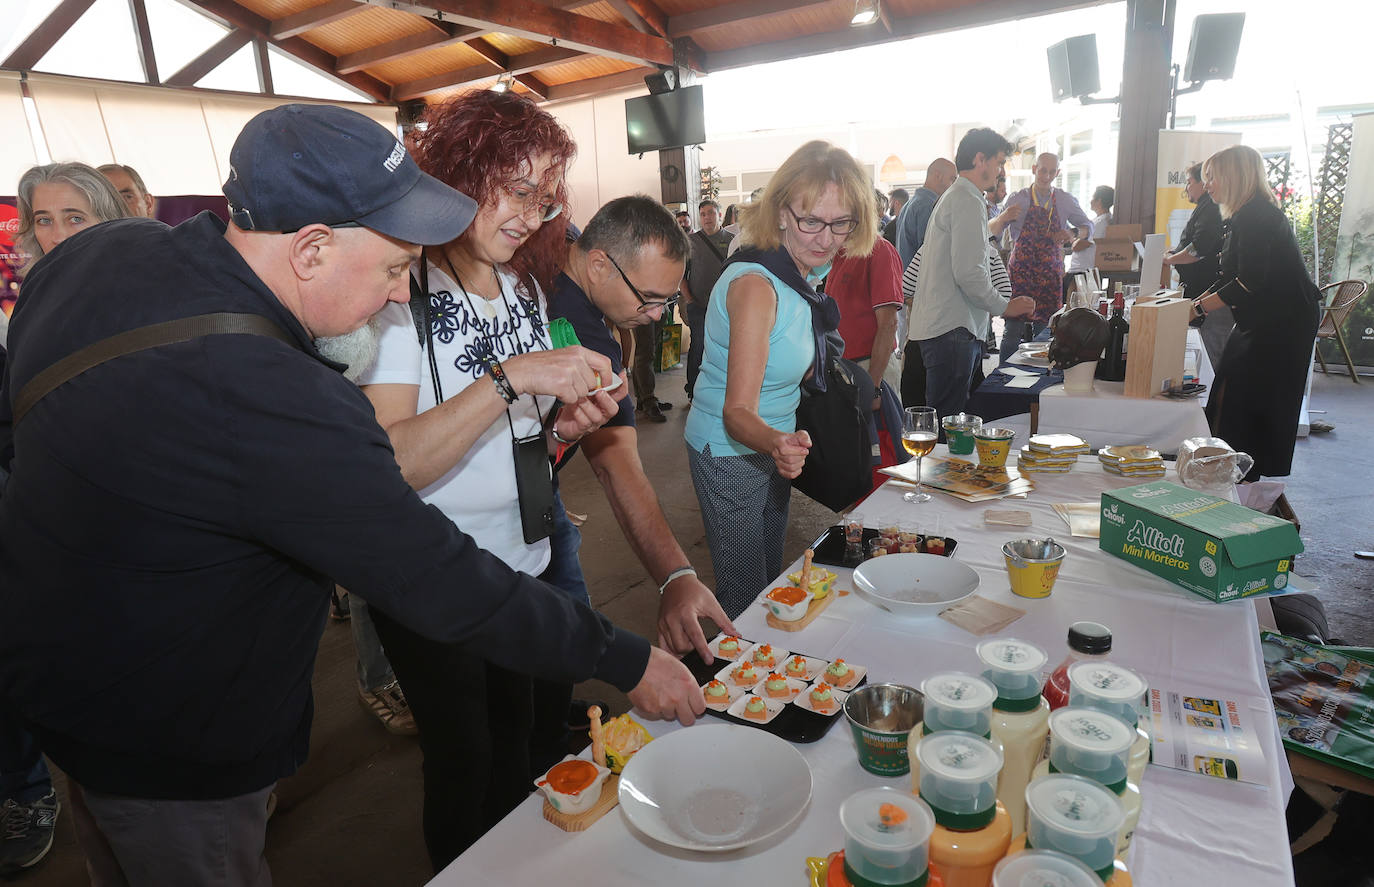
[512,432,555,544]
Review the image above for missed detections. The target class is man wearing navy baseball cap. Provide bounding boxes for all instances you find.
[0,104,701,884]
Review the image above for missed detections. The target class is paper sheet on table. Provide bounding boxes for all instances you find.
[940,595,1026,635]
[1003,374,1040,388]
[1000,366,1040,377]
[1052,502,1102,537]
[1148,686,1269,785]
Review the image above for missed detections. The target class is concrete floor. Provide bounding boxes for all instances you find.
[16,361,1373,887]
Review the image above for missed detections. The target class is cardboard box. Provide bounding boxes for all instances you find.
[1099,481,1303,603]
[1123,295,1191,397]
[1095,224,1143,271]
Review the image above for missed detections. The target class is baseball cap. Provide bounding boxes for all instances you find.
[223,103,476,246]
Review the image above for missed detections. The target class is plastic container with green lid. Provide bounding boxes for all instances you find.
[1046,707,1134,793]
[914,731,1003,830]
[993,849,1101,887]
[1066,660,1147,727]
[976,639,1049,712]
[919,672,997,736]
[1024,773,1124,880]
[839,787,936,887]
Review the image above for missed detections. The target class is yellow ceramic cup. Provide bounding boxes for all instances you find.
[975,427,1015,468]
[1002,538,1067,599]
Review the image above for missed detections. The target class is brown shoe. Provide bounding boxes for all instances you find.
[358,681,418,736]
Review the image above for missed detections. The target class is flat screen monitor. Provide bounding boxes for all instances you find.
[625,85,705,154]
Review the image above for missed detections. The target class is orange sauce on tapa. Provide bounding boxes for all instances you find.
[539,759,599,795]
[766,586,807,606]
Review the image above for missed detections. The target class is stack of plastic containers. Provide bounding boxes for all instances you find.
[1032,707,1141,854]
[976,638,1051,837]
[838,787,936,887]
[913,732,1011,887]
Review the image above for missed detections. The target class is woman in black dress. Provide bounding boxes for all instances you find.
[1194,145,1320,481]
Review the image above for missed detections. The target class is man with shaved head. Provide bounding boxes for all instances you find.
[895,158,958,269]
[999,152,1093,360]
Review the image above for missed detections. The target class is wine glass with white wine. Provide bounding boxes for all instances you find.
[901,406,937,503]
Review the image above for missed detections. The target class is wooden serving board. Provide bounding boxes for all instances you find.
[541,773,620,832]
[766,589,837,632]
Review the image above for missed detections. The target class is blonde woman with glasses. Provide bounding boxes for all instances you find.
[684,140,878,617]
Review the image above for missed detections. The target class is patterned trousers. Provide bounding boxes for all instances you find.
[687,442,791,619]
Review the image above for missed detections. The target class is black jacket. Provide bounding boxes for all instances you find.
[1174,192,1223,299]
[0,214,649,799]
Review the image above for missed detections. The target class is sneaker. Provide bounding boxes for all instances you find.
[655,400,674,412]
[636,403,667,424]
[358,681,418,736]
[0,790,60,875]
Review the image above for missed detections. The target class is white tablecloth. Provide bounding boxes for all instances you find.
[1004,328,1215,455]
[434,453,1294,887]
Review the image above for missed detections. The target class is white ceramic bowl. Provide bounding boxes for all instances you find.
[618,724,812,851]
[763,585,814,621]
[534,755,612,815]
[851,553,980,615]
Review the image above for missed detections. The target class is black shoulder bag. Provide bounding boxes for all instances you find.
[723,247,874,512]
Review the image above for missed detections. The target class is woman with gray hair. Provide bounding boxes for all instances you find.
[15,162,129,272]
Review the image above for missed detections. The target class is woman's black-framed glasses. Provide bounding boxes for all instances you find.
[501,182,563,222]
[786,205,858,236]
[607,253,679,313]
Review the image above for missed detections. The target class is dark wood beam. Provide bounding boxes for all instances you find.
[334,23,481,74]
[1113,0,1174,233]
[606,0,666,37]
[390,61,503,101]
[463,37,509,68]
[372,0,675,68]
[128,0,159,83]
[270,0,365,40]
[513,73,548,100]
[542,66,654,102]
[3,0,98,69]
[508,45,584,72]
[165,28,252,86]
[182,0,388,100]
[253,37,274,94]
[667,0,829,38]
[708,0,1104,72]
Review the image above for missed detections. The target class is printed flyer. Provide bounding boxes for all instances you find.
[1261,631,1374,781]
[1148,686,1268,784]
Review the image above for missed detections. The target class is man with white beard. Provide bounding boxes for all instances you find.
[0,104,703,885]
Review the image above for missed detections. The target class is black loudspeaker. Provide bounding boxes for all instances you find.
[1047,35,1101,102]
[659,147,687,205]
[1183,13,1245,83]
[644,69,676,94]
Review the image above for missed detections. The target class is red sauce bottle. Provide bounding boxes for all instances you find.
[1044,622,1113,710]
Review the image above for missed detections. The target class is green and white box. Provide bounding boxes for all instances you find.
[1099,482,1303,603]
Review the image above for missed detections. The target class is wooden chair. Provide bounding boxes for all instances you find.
[1315,279,1368,382]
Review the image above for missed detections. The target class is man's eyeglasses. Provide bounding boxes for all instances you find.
[501,182,562,222]
[607,253,679,313]
[786,206,858,236]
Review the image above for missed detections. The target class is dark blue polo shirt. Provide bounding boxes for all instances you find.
[547,271,635,430]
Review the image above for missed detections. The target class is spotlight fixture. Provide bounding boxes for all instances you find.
[491,73,514,93]
[850,0,878,26]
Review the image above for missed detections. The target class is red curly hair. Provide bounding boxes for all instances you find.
[411,90,576,296]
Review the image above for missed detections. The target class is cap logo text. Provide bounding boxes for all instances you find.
[384,142,405,173]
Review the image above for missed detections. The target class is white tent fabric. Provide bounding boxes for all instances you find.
[11,72,396,196]
[0,72,41,194]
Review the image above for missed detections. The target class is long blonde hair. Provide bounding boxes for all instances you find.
[1203,145,1275,219]
[738,140,878,258]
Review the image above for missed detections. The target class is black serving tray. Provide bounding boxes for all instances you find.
[808,524,960,568]
[682,642,866,744]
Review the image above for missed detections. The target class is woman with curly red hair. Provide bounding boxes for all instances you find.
[357,90,624,869]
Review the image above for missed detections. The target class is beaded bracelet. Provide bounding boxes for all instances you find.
[483,356,517,404]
